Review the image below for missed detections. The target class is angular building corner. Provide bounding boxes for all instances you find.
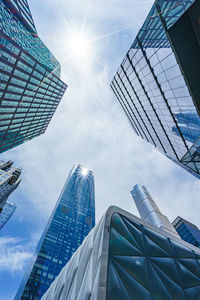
[111,0,200,178]
[0,0,67,153]
[14,164,95,300]
[42,205,200,300]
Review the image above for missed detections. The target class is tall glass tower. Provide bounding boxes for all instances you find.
[111,0,200,178]
[0,0,67,153]
[14,164,95,300]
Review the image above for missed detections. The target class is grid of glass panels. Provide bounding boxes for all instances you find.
[0,1,60,76]
[173,217,200,248]
[111,0,200,177]
[15,164,95,300]
[173,112,200,143]
[0,29,67,153]
[0,202,16,230]
[181,137,200,174]
[3,0,36,33]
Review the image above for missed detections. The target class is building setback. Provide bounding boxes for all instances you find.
[111,0,200,178]
[173,216,200,248]
[0,202,16,229]
[0,0,67,153]
[0,160,21,212]
[41,206,200,300]
[14,164,95,300]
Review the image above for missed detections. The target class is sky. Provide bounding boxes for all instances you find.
[1,0,200,299]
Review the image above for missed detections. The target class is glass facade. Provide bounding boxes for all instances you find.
[0,202,16,230]
[111,0,200,178]
[172,112,200,144]
[15,164,95,300]
[173,216,200,248]
[41,206,200,300]
[0,0,67,153]
[0,160,21,212]
[180,136,200,175]
[2,0,36,33]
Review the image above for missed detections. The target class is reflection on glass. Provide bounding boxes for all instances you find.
[172,111,200,143]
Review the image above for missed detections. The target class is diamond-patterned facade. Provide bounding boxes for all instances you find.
[42,206,200,300]
[108,213,200,300]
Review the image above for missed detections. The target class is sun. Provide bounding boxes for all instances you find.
[81,167,89,177]
[68,31,93,62]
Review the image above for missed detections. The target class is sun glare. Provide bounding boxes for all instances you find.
[68,32,92,61]
[81,167,89,177]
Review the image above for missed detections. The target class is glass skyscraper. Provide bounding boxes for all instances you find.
[0,0,67,153]
[0,202,16,230]
[111,0,200,178]
[0,160,21,212]
[2,0,36,33]
[14,164,95,300]
[173,216,200,248]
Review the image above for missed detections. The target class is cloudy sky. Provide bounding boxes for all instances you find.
[1,0,200,299]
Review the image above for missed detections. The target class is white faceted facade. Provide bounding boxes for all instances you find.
[42,206,200,300]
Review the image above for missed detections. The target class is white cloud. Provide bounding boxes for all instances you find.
[0,237,32,273]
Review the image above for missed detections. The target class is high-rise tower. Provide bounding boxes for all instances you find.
[0,160,21,212]
[0,0,67,153]
[14,164,95,300]
[131,184,178,237]
[111,0,200,178]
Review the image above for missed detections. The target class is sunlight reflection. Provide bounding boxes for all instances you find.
[81,168,89,177]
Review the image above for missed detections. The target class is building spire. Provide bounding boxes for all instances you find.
[131,184,179,238]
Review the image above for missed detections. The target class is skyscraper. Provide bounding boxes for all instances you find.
[0,202,16,230]
[42,206,200,300]
[15,164,95,300]
[0,0,67,153]
[0,160,21,212]
[131,184,178,237]
[132,184,200,249]
[173,216,200,248]
[111,0,200,178]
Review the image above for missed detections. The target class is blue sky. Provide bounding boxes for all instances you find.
[1,0,200,299]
